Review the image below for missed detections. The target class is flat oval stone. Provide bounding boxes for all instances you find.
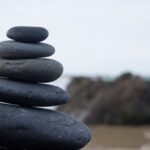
[0,103,91,149]
[0,78,69,106]
[0,58,63,82]
[7,26,49,43]
[0,41,55,59]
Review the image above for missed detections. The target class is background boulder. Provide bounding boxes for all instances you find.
[57,73,150,125]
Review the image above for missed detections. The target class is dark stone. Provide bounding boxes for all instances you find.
[0,58,63,82]
[0,103,91,149]
[7,26,49,43]
[0,41,55,59]
[0,147,80,150]
[0,78,69,106]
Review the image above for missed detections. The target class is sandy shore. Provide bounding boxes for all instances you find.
[83,125,150,150]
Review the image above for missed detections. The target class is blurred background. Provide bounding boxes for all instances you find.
[1,0,150,149]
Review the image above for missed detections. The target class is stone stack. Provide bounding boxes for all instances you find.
[0,26,91,150]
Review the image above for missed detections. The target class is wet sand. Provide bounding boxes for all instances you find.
[83,125,150,150]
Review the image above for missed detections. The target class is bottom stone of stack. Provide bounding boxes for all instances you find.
[0,103,91,150]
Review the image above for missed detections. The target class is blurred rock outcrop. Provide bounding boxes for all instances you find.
[57,73,150,125]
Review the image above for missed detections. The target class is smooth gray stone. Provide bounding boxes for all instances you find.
[0,58,63,82]
[0,78,69,106]
[0,41,55,59]
[7,26,49,43]
[0,103,91,149]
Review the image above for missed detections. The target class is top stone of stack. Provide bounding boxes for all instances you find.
[7,26,49,43]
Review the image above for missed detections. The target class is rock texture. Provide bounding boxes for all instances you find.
[0,103,91,150]
[0,58,63,82]
[57,73,150,125]
[0,41,55,59]
[0,78,70,106]
[7,26,49,43]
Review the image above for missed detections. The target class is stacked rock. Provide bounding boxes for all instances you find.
[0,26,91,150]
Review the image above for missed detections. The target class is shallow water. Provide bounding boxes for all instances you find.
[83,125,150,150]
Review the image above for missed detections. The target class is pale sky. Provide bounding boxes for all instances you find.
[0,0,150,76]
